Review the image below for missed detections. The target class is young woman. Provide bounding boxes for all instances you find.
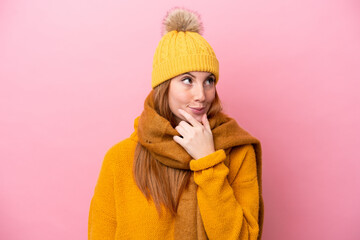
[88,7,264,240]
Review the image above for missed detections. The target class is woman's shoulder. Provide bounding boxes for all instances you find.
[102,137,138,169]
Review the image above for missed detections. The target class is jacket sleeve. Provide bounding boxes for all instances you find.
[88,150,117,240]
[189,144,260,240]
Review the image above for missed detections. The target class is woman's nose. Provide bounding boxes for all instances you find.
[193,85,206,102]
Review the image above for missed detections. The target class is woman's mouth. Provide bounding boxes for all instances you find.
[188,107,206,115]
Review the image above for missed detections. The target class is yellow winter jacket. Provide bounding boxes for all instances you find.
[88,121,261,239]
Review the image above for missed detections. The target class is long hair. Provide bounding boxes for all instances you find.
[133,79,222,216]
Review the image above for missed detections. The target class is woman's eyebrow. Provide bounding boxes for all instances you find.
[182,72,215,78]
[182,72,195,77]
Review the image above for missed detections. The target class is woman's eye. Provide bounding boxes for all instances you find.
[182,78,192,84]
[205,78,215,85]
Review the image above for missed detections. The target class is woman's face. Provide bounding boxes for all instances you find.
[168,71,216,124]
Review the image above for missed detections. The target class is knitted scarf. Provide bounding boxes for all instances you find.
[136,92,264,239]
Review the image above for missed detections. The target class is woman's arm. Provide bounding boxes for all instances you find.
[189,144,260,240]
[88,150,117,240]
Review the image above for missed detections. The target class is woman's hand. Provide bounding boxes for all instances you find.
[173,109,215,160]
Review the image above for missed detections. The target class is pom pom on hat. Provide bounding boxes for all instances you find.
[161,7,204,36]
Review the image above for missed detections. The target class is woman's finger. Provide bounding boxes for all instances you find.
[202,114,211,132]
[175,125,187,136]
[178,109,202,127]
[179,120,194,132]
[173,135,185,147]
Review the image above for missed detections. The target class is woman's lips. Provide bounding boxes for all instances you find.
[188,107,206,115]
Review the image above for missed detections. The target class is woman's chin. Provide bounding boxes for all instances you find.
[173,111,203,124]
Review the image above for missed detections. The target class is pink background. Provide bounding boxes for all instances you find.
[1,0,359,239]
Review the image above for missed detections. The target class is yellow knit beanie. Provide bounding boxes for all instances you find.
[151,7,219,89]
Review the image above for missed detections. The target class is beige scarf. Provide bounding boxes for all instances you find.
[136,92,264,239]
